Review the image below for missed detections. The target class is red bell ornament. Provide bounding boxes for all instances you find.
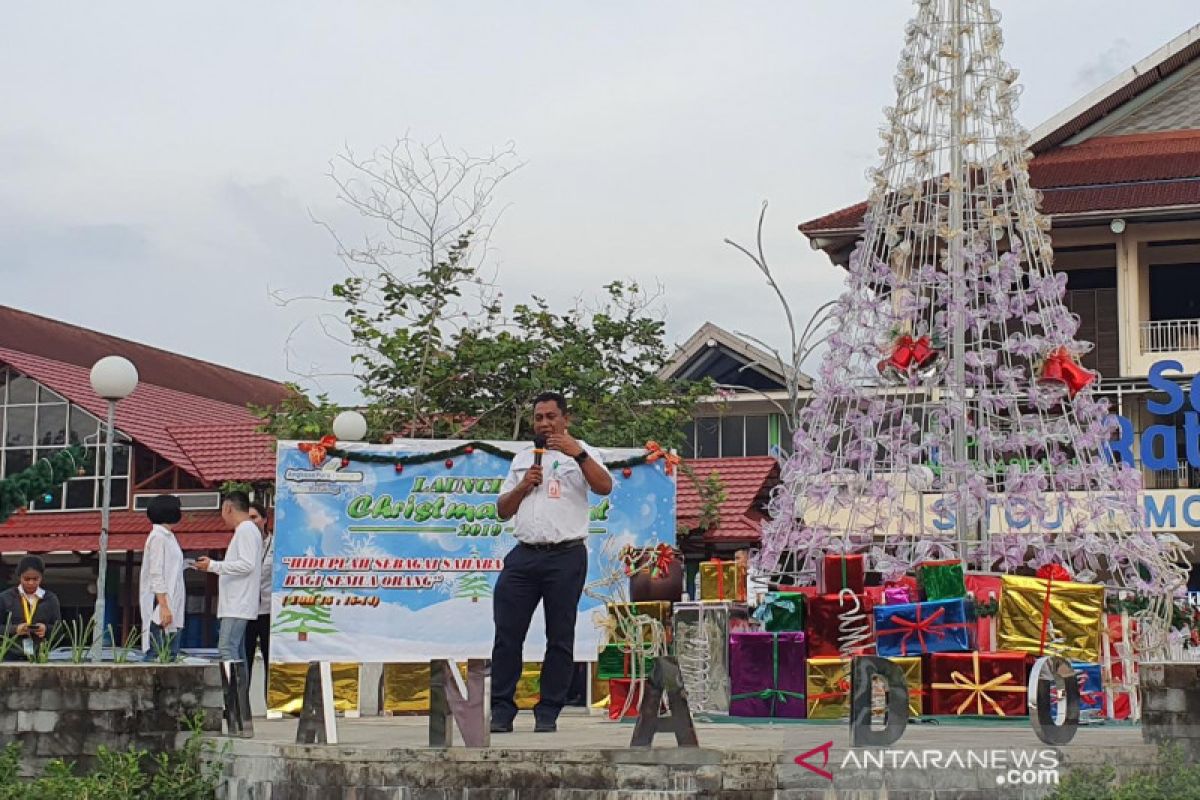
[1038,347,1095,399]
[877,335,917,381]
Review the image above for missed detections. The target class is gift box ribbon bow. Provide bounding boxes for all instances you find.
[931,653,1025,716]
[809,673,852,713]
[298,435,337,467]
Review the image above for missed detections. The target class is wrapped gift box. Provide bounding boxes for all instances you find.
[729,631,808,718]
[608,678,644,719]
[1049,662,1104,720]
[964,574,1003,652]
[699,559,747,602]
[607,601,673,644]
[380,662,540,713]
[917,559,967,601]
[929,651,1027,717]
[271,662,360,715]
[596,643,656,680]
[627,545,684,603]
[818,553,866,594]
[996,575,1104,662]
[873,597,972,657]
[672,601,750,713]
[807,657,851,719]
[753,592,806,632]
[871,655,923,718]
[807,592,874,657]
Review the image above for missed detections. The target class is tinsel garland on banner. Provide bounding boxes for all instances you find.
[316,440,663,471]
[0,446,90,524]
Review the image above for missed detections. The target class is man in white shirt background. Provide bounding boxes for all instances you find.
[490,392,613,734]
[244,500,273,695]
[196,491,263,706]
[140,494,186,661]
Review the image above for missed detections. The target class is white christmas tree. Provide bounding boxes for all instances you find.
[755,0,1189,652]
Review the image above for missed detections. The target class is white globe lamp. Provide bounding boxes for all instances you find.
[332,410,369,442]
[89,356,139,399]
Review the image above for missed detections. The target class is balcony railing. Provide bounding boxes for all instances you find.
[1145,464,1193,490]
[1140,319,1200,353]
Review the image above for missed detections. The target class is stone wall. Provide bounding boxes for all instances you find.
[0,663,223,774]
[1141,660,1200,756]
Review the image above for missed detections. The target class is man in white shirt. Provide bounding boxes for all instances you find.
[196,491,263,672]
[490,392,612,734]
[140,494,187,661]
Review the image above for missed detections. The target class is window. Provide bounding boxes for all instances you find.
[681,414,779,458]
[0,367,131,511]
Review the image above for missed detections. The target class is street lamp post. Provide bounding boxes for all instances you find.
[89,356,139,661]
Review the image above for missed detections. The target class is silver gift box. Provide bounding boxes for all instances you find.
[672,601,752,714]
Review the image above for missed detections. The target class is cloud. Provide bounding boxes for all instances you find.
[1074,39,1132,90]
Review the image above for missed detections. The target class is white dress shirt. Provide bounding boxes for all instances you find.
[209,520,264,620]
[140,524,186,651]
[257,535,274,617]
[501,442,604,544]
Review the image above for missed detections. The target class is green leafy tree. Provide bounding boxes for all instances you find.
[262,136,709,447]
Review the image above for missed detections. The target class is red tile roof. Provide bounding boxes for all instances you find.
[800,130,1200,235]
[0,510,232,553]
[677,456,779,544]
[0,347,269,481]
[167,422,278,484]
[0,305,292,408]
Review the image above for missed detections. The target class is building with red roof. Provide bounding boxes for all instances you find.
[0,305,287,645]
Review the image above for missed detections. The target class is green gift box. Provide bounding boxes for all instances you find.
[596,643,656,680]
[753,592,806,632]
[917,560,966,601]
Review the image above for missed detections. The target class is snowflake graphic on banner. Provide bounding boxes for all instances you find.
[755,0,1190,654]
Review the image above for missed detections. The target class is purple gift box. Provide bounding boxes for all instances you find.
[729,631,807,718]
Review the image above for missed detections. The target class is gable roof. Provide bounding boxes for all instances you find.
[661,322,811,390]
[0,347,269,481]
[677,456,779,544]
[0,305,292,408]
[801,24,1200,243]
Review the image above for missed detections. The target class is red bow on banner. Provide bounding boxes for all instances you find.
[644,441,681,475]
[651,543,674,578]
[298,435,337,467]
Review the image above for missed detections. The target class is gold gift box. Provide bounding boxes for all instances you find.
[871,656,922,718]
[381,662,541,713]
[267,663,360,715]
[698,560,747,602]
[807,657,851,720]
[996,574,1103,662]
[606,601,672,644]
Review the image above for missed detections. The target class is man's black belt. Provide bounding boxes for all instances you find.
[520,538,586,552]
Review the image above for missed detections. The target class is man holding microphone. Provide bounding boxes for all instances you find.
[490,392,612,734]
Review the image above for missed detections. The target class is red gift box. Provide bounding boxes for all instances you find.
[929,651,1027,717]
[608,678,644,719]
[818,554,866,594]
[965,574,1002,652]
[807,591,874,657]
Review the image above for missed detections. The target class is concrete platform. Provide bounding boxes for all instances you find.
[207,713,1157,799]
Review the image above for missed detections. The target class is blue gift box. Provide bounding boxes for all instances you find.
[873,598,972,657]
[1051,662,1105,718]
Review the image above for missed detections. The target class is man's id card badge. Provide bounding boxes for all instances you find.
[547,479,562,499]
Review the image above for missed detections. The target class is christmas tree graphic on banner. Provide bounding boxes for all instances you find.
[455,546,493,603]
[273,589,337,641]
[757,0,1188,652]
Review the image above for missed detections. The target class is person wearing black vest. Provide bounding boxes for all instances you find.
[1,556,62,661]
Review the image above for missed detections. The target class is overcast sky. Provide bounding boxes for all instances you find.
[3,2,1197,401]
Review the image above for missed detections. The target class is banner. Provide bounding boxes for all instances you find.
[271,440,676,663]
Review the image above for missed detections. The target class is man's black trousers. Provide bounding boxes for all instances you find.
[490,540,587,724]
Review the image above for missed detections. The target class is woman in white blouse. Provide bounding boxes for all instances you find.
[140,494,187,660]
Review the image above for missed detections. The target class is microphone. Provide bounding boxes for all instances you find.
[533,434,547,467]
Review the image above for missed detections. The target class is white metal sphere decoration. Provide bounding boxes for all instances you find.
[89,356,139,400]
[332,410,368,442]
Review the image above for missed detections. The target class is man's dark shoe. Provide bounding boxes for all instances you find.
[533,719,557,733]
[490,718,513,734]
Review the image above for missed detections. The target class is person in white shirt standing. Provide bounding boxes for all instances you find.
[196,491,263,671]
[244,500,273,694]
[489,392,612,734]
[140,494,187,661]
